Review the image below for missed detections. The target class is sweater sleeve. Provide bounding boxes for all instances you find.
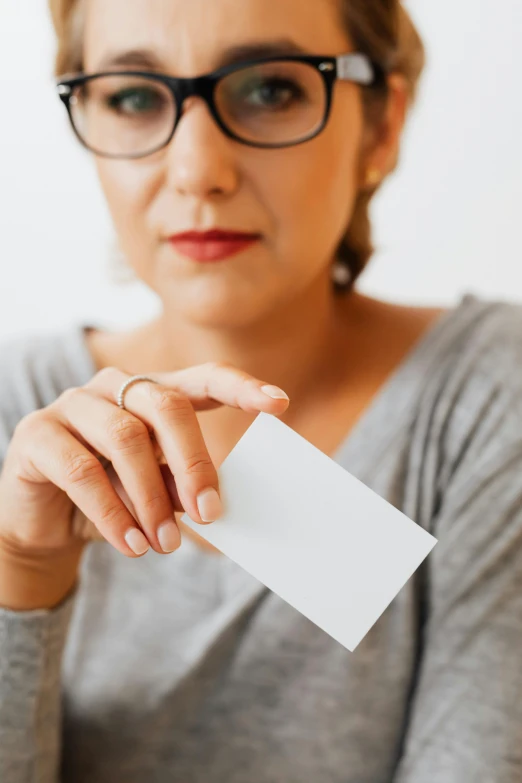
[393,318,522,782]
[0,588,78,782]
[0,332,83,782]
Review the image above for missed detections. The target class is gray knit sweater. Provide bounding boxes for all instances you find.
[1,293,522,783]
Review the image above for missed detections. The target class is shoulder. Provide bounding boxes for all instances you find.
[390,295,522,536]
[453,295,522,389]
[420,295,522,503]
[439,295,522,430]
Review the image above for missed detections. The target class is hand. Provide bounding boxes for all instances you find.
[0,363,290,562]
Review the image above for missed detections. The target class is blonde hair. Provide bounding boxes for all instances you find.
[48,0,425,290]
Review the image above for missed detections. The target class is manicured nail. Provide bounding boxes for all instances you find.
[124,527,150,556]
[261,385,289,400]
[197,487,223,522]
[157,520,181,553]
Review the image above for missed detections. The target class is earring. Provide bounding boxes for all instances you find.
[331,259,353,287]
[365,167,381,188]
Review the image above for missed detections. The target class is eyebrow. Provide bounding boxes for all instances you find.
[94,38,311,73]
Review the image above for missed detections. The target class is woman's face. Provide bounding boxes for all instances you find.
[83,0,377,327]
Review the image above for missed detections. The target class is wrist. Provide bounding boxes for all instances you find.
[0,537,84,611]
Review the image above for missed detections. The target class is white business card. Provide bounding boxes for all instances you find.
[181,412,437,651]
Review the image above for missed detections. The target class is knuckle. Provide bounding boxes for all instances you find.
[244,377,262,395]
[184,451,215,476]
[97,500,128,528]
[140,487,169,515]
[58,386,82,406]
[206,360,230,372]
[152,388,193,418]
[12,410,37,436]
[241,373,258,387]
[206,360,250,386]
[106,413,149,449]
[14,409,49,439]
[84,366,119,391]
[97,366,119,381]
[64,453,103,486]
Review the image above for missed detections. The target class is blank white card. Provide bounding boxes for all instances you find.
[181,412,437,652]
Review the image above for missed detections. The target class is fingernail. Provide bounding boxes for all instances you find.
[157,520,181,553]
[261,385,289,400]
[124,527,150,556]
[197,487,223,522]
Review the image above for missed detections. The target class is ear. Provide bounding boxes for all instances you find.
[360,73,409,187]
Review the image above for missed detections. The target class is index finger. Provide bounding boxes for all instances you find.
[87,362,290,413]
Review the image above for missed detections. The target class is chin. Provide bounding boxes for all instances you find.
[182,286,268,327]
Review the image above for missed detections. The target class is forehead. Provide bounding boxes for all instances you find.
[83,0,351,74]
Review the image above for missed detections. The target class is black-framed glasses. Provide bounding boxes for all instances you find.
[56,52,387,159]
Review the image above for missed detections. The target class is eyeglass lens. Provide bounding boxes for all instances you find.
[68,60,328,156]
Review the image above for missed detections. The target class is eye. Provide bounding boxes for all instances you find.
[244,77,305,110]
[106,87,166,115]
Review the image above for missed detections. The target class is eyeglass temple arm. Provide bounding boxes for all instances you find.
[335,53,380,86]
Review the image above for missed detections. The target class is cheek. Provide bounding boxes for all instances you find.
[254,123,360,254]
[96,160,154,246]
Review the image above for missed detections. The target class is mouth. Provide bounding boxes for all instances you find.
[167,229,262,263]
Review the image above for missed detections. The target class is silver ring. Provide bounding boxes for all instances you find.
[117,374,159,411]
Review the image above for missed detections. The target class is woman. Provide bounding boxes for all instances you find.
[1,0,522,780]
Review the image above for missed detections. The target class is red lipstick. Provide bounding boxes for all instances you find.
[168,229,261,262]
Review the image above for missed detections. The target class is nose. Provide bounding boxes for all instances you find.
[163,95,239,198]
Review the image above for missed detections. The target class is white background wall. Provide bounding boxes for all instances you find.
[0,0,521,343]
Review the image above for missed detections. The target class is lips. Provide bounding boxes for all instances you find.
[168,229,261,262]
[170,229,260,241]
